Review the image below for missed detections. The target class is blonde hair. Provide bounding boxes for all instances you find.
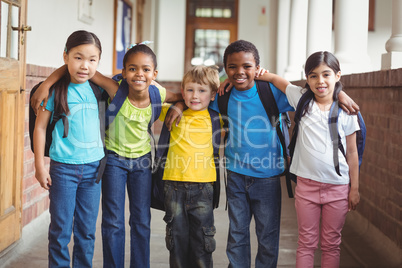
[181,65,220,95]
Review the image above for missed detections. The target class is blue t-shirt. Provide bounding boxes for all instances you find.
[209,81,293,178]
[45,81,104,164]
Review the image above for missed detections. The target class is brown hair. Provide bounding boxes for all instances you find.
[181,65,220,95]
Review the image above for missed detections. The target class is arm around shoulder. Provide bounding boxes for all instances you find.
[91,71,118,100]
[31,65,68,112]
[256,72,290,94]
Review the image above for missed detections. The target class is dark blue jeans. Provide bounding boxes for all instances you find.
[101,152,152,268]
[226,170,282,268]
[163,181,216,268]
[48,160,101,268]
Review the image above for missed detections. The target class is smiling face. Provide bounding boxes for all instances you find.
[306,63,341,104]
[64,44,100,84]
[122,52,158,93]
[182,82,215,111]
[224,51,260,91]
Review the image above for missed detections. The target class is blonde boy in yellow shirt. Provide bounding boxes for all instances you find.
[158,65,221,268]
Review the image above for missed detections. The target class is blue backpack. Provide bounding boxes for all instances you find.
[287,95,366,197]
[150,107,222,211]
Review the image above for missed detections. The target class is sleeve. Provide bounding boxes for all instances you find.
[270,83,295,113]
[285,84,304,109]
[45,92,55,112]
[158,103,171,122]
[156,84,167,103]
[341,112,360,136]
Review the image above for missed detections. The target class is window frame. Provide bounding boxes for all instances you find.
[184,0,238,73]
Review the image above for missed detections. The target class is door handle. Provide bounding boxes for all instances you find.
[11,25,32,33]
[11,25,31,45]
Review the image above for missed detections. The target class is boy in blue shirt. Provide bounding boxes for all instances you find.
[209,39,292,268]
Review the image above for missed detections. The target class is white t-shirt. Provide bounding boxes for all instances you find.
[286,84,360,185]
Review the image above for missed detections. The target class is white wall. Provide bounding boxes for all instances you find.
[238,0,277,71]
[154,0,186,81]
[26,0,115,75]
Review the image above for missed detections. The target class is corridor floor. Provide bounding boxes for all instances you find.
[1,179,397,268]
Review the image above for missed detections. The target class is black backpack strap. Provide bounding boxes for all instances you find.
[217,87,231,132]
[329,101,342,176]
[255,80,289,167]
[150,105,173,211]
[216,91,231,209]
[208,108,222,209]
[88,81,107,183]
[256,81,293,198]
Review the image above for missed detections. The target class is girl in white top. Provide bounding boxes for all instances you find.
[259,51,360,268]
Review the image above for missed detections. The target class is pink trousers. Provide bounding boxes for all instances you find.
[295,177,349,268]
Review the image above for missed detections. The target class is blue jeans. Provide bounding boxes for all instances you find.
[48,160,101,268]
[164,181,216,268]
[226,170,281,268]
[101,151,152,268]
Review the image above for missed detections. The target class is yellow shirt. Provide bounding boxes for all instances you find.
[160,106,222,182]
[105,86,166,158]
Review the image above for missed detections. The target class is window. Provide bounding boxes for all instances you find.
[0,0,21,59]
[185,0,238,75]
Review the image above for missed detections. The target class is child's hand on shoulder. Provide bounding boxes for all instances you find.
[165,102,186,131]
[31,82,50,115]
[218,79,233,96]
[255,67,269,78]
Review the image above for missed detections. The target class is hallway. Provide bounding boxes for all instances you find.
[1,179,398,268]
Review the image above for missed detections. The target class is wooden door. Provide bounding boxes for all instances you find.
[0,0,28,252]
[184,0,238,74]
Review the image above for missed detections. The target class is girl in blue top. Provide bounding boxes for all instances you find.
[33,30,105,267]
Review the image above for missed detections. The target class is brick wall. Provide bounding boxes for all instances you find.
[294,68,402,248]
[22,64,55,226]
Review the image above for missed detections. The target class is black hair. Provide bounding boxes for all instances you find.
[52,30,102,116]
[300,51,342,116]
[123,44,157,70]
[223,40,260,67]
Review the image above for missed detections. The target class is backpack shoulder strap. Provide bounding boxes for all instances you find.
[88,81,105,143]
[104,79,129,129]
[255,80,280,127]
[255,80,289,162]
[356,111,366,167]
[88,81,107,183]
[208,108,222,209]
[148,85,162,127]
[155,105,173,159]
[208,108,221,156]
[328,101,342,176]
[217,85,232,117]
